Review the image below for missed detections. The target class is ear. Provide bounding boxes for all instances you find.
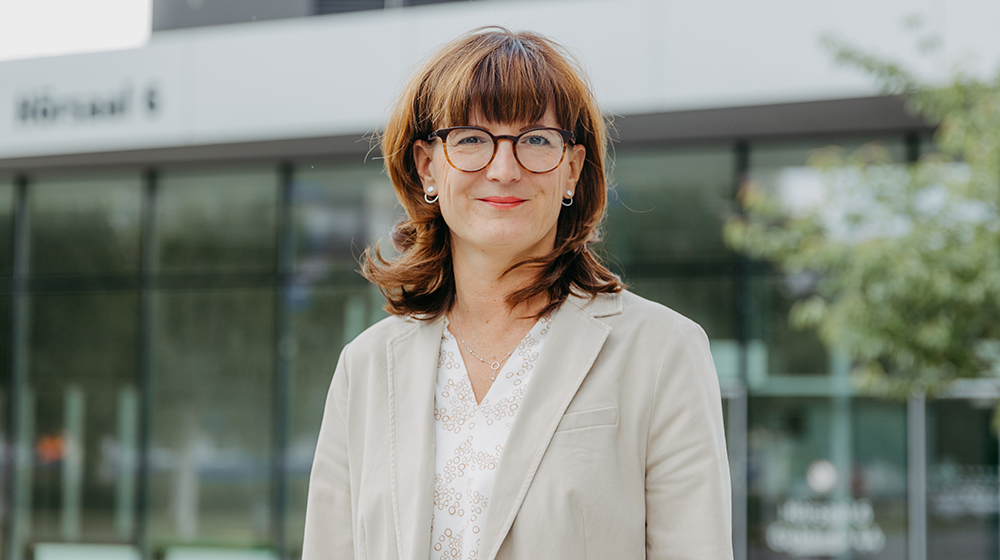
[413,139,438,188]
[565,144,586,190]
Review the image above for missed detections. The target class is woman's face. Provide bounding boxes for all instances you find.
[413,106,586,265]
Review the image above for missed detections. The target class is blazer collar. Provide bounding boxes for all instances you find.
[387,291,621,560]
[566,290,623,318]
[479,292,617,559]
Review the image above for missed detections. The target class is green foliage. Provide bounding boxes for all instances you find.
[724,37,1000,400]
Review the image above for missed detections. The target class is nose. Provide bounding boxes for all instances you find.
[485,139,522,182]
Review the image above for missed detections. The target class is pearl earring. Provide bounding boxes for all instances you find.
[424,185,438,204]
[562,189,574,207]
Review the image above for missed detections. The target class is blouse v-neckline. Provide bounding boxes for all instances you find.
[431,312,554,560]
[444,316,546,406]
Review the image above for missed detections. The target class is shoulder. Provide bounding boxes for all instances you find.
[339,313,420,361]
[574,291,717,392]
[574,290,708,344]
[620,290,701,328]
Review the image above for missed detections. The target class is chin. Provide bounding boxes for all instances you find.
[457,221,557,257]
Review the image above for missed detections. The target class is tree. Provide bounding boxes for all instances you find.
[723,36,1000,404]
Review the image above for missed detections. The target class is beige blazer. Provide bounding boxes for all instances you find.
[303,290,733,560]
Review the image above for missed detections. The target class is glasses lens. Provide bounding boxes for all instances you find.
[516,129,565,172]
[445,128,494,171]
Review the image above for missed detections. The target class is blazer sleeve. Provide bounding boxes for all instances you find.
[302,346,355,559]
[645,321,734,560]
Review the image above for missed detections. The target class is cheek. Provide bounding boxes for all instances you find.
[544,190,566,223]
[437,179,472,227]
[431,160,450,187]
[438,173,467,204]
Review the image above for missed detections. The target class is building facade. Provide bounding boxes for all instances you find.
[1,1,999,559]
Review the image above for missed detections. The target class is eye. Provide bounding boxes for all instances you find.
[521,134,553,146]
[452,131,491,146]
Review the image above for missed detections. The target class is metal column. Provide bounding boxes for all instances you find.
[4,176,30,560]
[731,139,750,560]
[907,394,927,560]
[271,162,294,559]
[135,168,158,559]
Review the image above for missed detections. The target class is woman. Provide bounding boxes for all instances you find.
[303,27,733,560]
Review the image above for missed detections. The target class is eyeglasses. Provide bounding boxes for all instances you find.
[427,126,576,174]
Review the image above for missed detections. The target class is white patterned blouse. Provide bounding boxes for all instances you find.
[430,312,554,560]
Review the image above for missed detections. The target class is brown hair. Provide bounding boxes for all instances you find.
[362,27,622,319]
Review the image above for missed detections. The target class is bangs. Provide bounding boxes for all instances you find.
[425,33,581,131]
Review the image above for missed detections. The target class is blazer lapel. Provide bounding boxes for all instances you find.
[387,315,444,560]
[476,293,620,560]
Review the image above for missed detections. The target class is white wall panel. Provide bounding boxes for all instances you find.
[1,0,998,160]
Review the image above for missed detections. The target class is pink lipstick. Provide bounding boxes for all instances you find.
[481,196,525,208]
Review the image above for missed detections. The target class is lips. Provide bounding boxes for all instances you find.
[480,196,526,208]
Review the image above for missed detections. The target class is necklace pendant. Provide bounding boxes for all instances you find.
[490,361,501,371]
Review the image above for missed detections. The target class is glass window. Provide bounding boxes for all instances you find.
[927,399,999,560]
[18,293,139,547]
[284,162,391,554]
[748,397,907,560]
[750,137,907,171]
[853,400,909,555]
[0,295,9,549]
[28,173,141,276]
[608,147,737,381]
[284,285,378,556]
[748,276,829,377]
[606,146,735,267]
[0,177,14,276]
[156,167,278,274]
[0,177,12,547]
[291,163,398,284]
[148,289,274,550]
[745,137,907,379]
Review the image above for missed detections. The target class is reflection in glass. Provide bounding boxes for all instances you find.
[748,276,829,377]
[606,147,734,266]
[750,137,906,171]
[22,293,138,546]
[149,289,273,549]
[748,397,907,559]
[0,297,9,554]
[283,164,391,553]
[927,400,999,560]
[292,163,398,283]
[0,178,14,276]
[284,286,375,556]
[156,168,277,273]
[743,139,905,380]
[29,174,141,276]
[607,147,737,381]
[0,176,11,554]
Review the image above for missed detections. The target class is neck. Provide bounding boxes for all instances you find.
[450,242,547,325]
